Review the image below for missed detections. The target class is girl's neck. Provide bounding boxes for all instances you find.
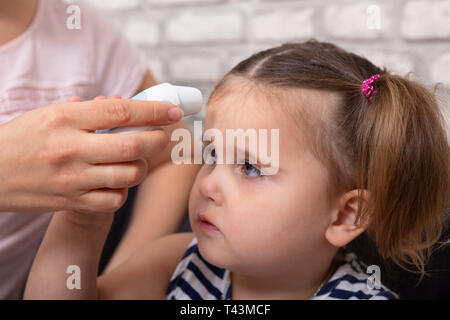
[230,249,340,300]
[0,0,38,46]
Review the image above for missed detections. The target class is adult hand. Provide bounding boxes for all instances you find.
[0,97,183,214]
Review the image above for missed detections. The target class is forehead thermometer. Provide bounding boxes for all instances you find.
[96,83,203,134]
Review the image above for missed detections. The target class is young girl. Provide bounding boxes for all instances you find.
[24,40,449,300]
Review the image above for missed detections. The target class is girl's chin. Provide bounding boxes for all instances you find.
[196,238,227,264]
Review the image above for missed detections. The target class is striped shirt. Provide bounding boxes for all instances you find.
[166,238,399,300]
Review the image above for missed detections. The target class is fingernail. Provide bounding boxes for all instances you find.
[168,107,183,122]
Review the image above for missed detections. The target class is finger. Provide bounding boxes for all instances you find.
[64,99,183,130]
[94,96,107,100]
[81,129,169,164]
[110,95,121,99]
[67,96,83,102]
[80,160,148,190]
[75,188,129,214]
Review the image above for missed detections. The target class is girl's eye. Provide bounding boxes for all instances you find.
[242,161,262,177]
[203,145,217,164]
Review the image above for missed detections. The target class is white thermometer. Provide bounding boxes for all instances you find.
[96,82,203,134]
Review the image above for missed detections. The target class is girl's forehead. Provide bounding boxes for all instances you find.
[205,105,272,131]
[203,88,304,161]
[204,82,341,159]
[205,85,284,130]
[205,76,336,126]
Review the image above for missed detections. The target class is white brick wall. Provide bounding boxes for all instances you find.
[123,20,160,46]
[166,10,244,44]
[431,53,450,85]
[146,0,222,5]
[324,3,392,39]
[82,0,450,115]
[250,7,314,41]
[401,1,450,39]
[169,55,224,82]
[84,0,140,11]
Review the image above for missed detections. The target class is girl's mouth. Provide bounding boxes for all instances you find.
[198,212,220,233]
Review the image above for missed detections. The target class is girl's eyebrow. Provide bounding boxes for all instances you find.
[203,139,275,168]
[235,145,271,167]
[202,141,265,166]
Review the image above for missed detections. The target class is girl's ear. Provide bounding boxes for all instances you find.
[325,189,370,247]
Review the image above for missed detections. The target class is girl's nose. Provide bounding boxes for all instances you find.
[198,165,224,206]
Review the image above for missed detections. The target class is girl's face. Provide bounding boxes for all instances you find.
[188,83,336,277]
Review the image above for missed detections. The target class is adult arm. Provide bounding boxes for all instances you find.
[102,70,201,272]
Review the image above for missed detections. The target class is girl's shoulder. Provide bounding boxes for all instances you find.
[167,237,232,300]
[313,248,399,300]
[98,232,195,299]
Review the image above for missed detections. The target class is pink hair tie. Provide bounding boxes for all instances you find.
[361,74,380,102]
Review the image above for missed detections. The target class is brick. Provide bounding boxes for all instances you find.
[431,53,450,86]
[144,0,222,5]
[225,45,271,71]
[357,51,415,76]
[169,56,224,82]
[226,53,253,72]
[250,7,314,41]
[123,20,160,46]
[401,1,450,39]
[324,3,391,39]
[166,11,244,44]
[83,0,140,11]
[147,59,165,82]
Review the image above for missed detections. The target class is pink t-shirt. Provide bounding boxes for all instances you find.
[0,0,147,299]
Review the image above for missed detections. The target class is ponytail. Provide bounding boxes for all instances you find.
[356,73,449,274]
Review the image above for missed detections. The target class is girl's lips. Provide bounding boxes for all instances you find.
[198,213,220,233]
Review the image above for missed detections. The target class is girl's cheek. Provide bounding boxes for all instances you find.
[188,180,201,215]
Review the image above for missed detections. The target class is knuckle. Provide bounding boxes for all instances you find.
[108,101,132,125]
[52,172,75,196]
[38,138,76,165]
[154,130,169,150]
[152,104,157,122]
[121,139,141,159]
[44,108,67,128]
[153,104,168,122]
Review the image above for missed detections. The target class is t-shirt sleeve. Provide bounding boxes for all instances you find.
[82,2,148,99]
